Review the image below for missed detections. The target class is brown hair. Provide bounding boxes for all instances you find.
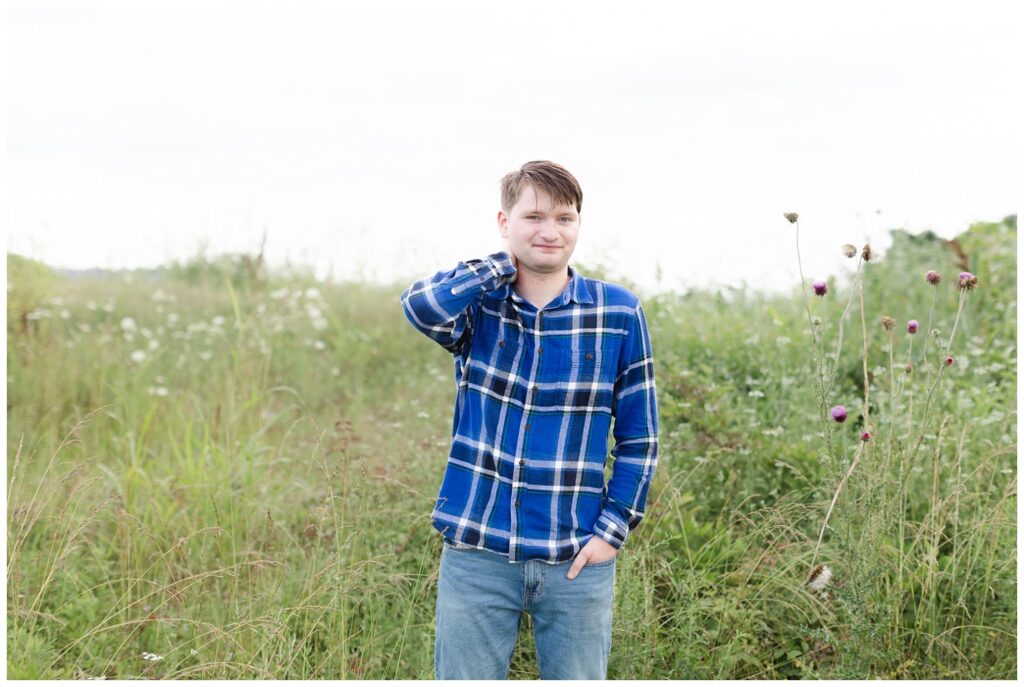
[499,160,583,215]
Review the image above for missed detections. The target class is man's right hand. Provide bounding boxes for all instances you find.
[501,239,518,280]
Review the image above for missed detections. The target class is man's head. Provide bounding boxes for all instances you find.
[497,160,583,277]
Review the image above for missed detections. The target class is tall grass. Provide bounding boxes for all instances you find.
[6,217,1016,678]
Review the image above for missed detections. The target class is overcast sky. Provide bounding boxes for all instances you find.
[5,0,1020,297]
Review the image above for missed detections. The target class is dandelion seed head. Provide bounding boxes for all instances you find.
[807,564,833,592]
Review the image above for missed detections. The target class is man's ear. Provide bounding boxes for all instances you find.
[497,210,508,237]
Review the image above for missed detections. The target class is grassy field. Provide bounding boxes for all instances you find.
[6,216,1016,679]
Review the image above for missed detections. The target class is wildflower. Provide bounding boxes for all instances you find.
[881,316,896,331]
[198,350,213,361]
[957,271,978,290]
[211,315,225,327]
[312,340,326,351]
[807,564,833,592]
[861,245,872,261]
[130,350,146,364]
[141,652,163,662]
[945,356,954,367]
[907,320,918,334]
[812,280,828,297]
[120,316,137,332]
[926,270,941,285]
[305,287,321,299]
[860,431,871,441]
[811,317,822,327]
[784,212,799,224]
[830,405,848,423]
[190,648,198,656]
[905,363,913,373]
[841,244,857,258]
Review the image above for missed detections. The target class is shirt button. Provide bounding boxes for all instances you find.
[538,346,543,354]
[585,352,593,360]
[525,423,531,431]
[530,384,537,393]
[514,500,521,508]
[519,459,525,466]
[498,340,505,348]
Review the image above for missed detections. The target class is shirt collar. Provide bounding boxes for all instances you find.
[494,263,594,307]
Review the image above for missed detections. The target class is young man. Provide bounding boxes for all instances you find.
[399,160,659,680]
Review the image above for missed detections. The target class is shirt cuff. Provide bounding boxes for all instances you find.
[450,251,517,295]
[592,507,629,549]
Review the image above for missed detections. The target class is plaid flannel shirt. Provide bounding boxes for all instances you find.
[400,251,658,564]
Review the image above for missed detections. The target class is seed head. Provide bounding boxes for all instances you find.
[861,244,872,261]
[784,212,799,224]
[945,355,954,367]
[881,316,896,331]
[860,431,871,442]
[926,270,941,285]
[957,271,978,290]
[807,564,833,592]
[812,280,828,297]
[907,320,918,334]
[830,405,848,423]
[812,316,822,327]
[841,244,857,258]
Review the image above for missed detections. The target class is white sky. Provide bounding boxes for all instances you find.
[4,0,1020,297]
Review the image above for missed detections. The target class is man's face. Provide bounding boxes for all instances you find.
[497,183,580,275]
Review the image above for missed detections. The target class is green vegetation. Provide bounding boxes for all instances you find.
[6,216,1016,678]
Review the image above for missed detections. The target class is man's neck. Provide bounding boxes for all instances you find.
[512,266,571,310]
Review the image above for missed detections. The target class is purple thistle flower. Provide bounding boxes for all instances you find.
[957,271,979,290]
[907,320,918,334]
[926,270,941,285]
[812,280,828,297]
[945,355,954,367]
[861,431,871,442]
[830,405,848,423]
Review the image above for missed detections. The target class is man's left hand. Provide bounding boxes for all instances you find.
[567,537,618,580]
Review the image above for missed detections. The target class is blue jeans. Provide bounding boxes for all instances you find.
[434,538,616,680]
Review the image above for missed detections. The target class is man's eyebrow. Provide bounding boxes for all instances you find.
[522,209,577,215]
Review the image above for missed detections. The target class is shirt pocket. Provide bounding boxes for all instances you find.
[559,346,601,409]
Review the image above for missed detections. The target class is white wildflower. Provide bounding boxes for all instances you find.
[198,350,213,362]
[148,339,160,351]
[120,316,137,331]
[305,287,321,299]
[211,315,225,327]
[331,367,341,376]
[141,652,163,662]
[147,386,169,397]
[167,313,179,325]
[130,350,146,364]
[312,340,326,351]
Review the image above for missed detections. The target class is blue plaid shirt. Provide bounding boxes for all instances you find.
[400,251,658,564]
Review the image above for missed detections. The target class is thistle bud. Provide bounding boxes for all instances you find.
[812,280,828,297]
[842,244,857,258]
[907,320,918,334]
[784,212,799,224]
[926,270,941,285]
[957,271,979,290]
[881,316,896,331]
[861,245,872,261]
